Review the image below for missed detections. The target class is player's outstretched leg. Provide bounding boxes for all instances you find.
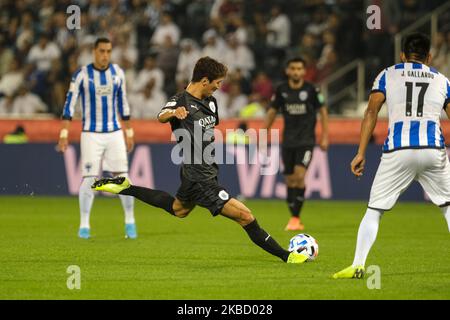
[92,176,176,215]
[333,208,383,279]
[220,198,308,264]
[78,176,96,239]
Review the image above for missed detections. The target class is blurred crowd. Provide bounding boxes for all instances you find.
[0,0,448,119]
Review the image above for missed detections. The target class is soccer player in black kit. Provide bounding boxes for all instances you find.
[92,57,308,264]
[264,57,329,231]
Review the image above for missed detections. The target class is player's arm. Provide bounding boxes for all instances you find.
[117,68,134,152]
[445,103,450,119]
[318,106,329,151]
[157,106,189,123]
[312,87,329,151]
[351,92,385,177]
[263,107,277,130]
[57,70,82,153]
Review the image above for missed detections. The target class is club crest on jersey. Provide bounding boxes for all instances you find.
[299,91,308,101]
[112,75,121,85]
[209,101,216,113]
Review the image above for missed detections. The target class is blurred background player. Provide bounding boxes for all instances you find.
[264,57,329,231]
[57,38,137,239]
[333,33,450,279]
[92,57,308,264]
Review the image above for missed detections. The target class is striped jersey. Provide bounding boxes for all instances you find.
[371,62,450,152]
[62,63,130,132]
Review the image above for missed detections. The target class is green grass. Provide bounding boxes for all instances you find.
[0,196,449,300]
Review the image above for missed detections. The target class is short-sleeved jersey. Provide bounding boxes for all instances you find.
[270,81,324,148]
[62,63,130,132]
[159,91,219,182]
[372,62,450,153]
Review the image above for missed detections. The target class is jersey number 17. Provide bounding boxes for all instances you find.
[405,82,429,117]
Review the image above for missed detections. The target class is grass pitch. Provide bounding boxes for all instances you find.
[0,196,449,300]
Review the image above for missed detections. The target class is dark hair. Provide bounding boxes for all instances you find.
[191,56,228,82]
[402,33,430,61]
[286,57,306,67]
[94,37,111,48]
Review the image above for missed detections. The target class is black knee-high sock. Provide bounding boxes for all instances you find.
[120,185,175,215]
[243,219,290,262]
[287,187,298,217]
[287,187,302,217]
[294,188,305,217]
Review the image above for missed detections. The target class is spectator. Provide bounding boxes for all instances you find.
[251,70,273,102]
[214,81,248,119]
[264,5,291,77]
[317,30,336,70]
[0,36,14,77]
[431,31,449,77]
[15,11,35,53]
[27,34,61,73]
[133,55,165,93]
[202,29,226,61]
[150,12,180,49]
[77,37,95,67]
[0,58,24,98]
[130,79,167,119]
[266,5,291,50]
[223,34,255,78]
[176,38,202,92]
[155,35,180,95]
[111,35,138,66]
[0,85,47,115]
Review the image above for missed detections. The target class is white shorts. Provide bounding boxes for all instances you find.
[80,130,128,177]
[368,148,450,210]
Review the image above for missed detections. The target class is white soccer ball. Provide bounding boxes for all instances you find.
[288,233,319,261]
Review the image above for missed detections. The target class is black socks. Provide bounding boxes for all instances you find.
[243,219,290,262]
[287,187,305,217]
[120,185,175,215]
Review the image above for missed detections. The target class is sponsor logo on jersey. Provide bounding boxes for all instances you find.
[165,101,177,107]
[96,85,112,96]
[198,115,216,129]
[286,103,307,115]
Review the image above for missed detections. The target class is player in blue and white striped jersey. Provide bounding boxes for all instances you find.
[334,33,450,279]
[57,38,137,240]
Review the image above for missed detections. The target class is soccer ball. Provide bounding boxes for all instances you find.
[288,233,319,261]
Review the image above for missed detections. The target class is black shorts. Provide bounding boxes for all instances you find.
[176,174,231,216]
[282,146,314,174]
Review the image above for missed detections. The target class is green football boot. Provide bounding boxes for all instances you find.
[332,265,365,279]
[91,176,131,194]
[286,252,309,264]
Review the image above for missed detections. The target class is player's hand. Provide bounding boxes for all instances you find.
[57,137,68,153]
[350,153,365,177]
[126,136,134,153]
[319,136,329,151]
[173,106,189,120]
